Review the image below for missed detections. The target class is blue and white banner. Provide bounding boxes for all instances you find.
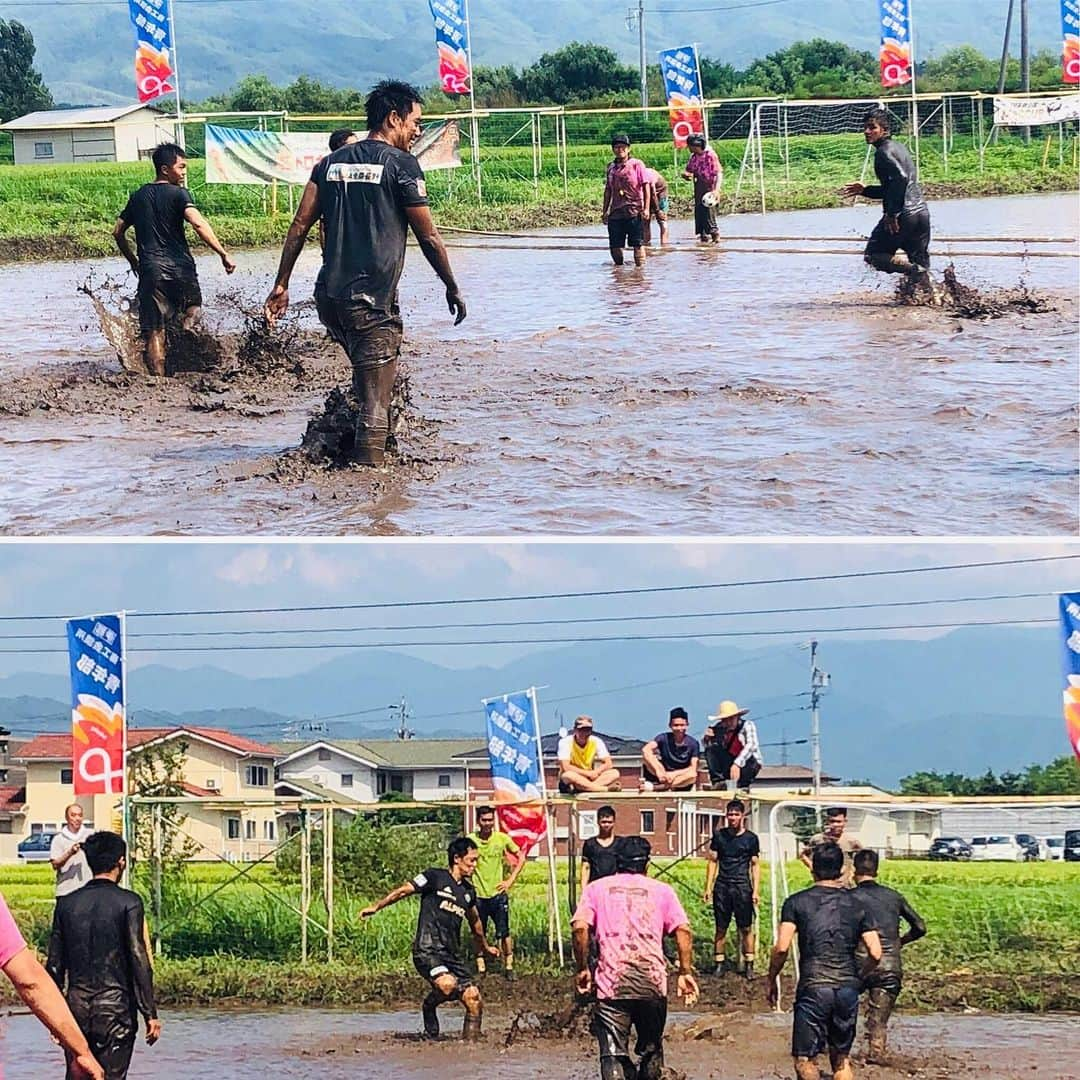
[482,690,546,854]
[1063,0,1080,84]
[128,0,175,103]
[659,45,705,147]
[429,0,472,94]
[1059,594,1080,762]
[67,614,126,795]
[878,0,913,88]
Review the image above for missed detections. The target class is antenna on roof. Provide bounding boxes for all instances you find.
[389,697,413,740]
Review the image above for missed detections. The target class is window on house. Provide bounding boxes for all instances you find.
[31,823,43,834]
[438,774,451,788]
[245,820,256,840]
[45,823,57,832]
[390,775,404,793]
[640,810,655,834]
[226,817,241,840]
[665,811,676,833]
[0,821,12,834]
[34,141,54,158]
[341,773,353,787]
[60,768,73,784]
[263,820,275,841]
[245,765,269,787]
[318,748,331,761]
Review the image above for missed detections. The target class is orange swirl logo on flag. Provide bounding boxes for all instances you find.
[135,42,175,103]
[667,93,705,148]
[1065,677,1080,760]
[437,43,472,94]
[1064,34,1080,84]
[72,693,126,794]
[880,38,912,87]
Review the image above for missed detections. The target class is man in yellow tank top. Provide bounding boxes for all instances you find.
[558,716,621,793]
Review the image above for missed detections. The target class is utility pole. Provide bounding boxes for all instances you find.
[389,697,413,740]
[763,731,809,767]
[626,2,648,111]
[996,0,1016,94]
[1020,0,1031,143]
[808,640,830,806]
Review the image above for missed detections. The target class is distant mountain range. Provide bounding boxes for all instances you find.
[10,0,1065,105]
[1,625,1066,787]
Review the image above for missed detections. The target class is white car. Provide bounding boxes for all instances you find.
[969,835,1026,862]
[1040,836,1065,861]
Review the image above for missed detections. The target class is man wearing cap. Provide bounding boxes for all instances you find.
[704,701,762,790]
[558,716,621,793]
[641,708,700,792]
[601,134,649,267]
[572,836,699,1080]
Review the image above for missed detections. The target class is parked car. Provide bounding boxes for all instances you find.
[1040,836,1065,861]
[16,832,56,862]
[928,836,973,860]
[969,835,1026,861]
[1014,833,1040,861]
[1065,829,1080,862]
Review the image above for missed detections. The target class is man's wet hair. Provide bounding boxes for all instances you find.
[447,836,478,864]
[811,840,845,881]
[825,806,848,818]
[152,142,186,173]
[726,799,745,813]
[854,849,879,877]
[597,805,616,819]
[476,805,496,820]
[328,129,356,152]
[686,133,706,149]
[84,831,126,875]
[863,108,892,133]
[366,79,424,133]
[615,834,650,872]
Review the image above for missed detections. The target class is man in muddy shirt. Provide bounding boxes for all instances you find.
[768,842,882,1080]
[572,836,698,1080]
[265,79,466,466]
[601,133,649,267]
[113,142,236,376]
[853,849,926,1062]
[801,807,862,888]
[361,836,498,1039]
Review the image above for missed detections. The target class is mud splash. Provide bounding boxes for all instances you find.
[894,264,1059,319]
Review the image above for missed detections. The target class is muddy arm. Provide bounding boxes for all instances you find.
[113,218,138,274]
[404,205,465,325]
[183,207,234,270]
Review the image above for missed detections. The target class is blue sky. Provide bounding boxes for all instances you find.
[0,540,1076,680]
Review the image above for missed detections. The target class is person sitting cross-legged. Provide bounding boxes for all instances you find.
[558,716,621,793]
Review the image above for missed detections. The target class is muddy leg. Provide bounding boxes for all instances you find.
[633,245,645,267]
[351,358,397,466]
[461,984,483,1041]
[421,989,445,1037]
[793,1057,821,1080]
[610,246,625,266]
[180,304,202,333]
[144,328,167,377]
[865,987,896,1061]
[829,1049,854,1080]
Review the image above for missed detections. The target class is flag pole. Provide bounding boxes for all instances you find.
[530,686,564,964]
[120,609,130,888]
[462,0,482,201]
[908,0,920,171]
[166,0,186,148]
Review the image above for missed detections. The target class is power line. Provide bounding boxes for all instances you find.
[0,555,1073,624]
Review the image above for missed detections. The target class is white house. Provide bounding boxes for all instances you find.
[0,104,178,165]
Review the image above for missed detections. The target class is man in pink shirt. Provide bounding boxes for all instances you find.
[682,133,722,243]
[0,893,103,1079]
[601,133,650,267]
[572,836,699,1079]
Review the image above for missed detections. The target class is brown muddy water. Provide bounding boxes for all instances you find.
[2,1005,1078,1079]
[0,193,1076,536]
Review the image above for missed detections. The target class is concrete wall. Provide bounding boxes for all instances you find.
[13,130,74,165]
[113,118,177,161]
[279,748,378,802]
[411,767,466,800]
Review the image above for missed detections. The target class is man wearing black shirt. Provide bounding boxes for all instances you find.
[641,708,699,791]
[581,805,621,888]
[265,79,466,466]
[361,836,498,1040]
[113,142,236,376]
[703,799,760,978]
[768,842,882,1080]
[840,108,940,302]
[46,831,161,1080]
[853,849,926,1062]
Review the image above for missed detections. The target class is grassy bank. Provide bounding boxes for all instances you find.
[0,130,1075,263]
[3,860,1077,1011]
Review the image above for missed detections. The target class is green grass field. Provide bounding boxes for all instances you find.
[0,128,1075,261]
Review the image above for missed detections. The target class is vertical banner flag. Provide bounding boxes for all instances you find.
[128,0,175,103]
[428,0,472,94]
[67,615,126,795]
[878,0,913,88]
[659,46,706,148]
[482,691,547,855]
[1059,594,1080,762]
[1063,1,1080,85]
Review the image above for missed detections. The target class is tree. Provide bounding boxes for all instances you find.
[518,42,636,104]
[0,20,53,122]
[899,756,1080,797]
[227,74,287,113]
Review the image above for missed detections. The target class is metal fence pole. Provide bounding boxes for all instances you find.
[323,808,334,963]
[300,809,310,963]
[152,803,162,957]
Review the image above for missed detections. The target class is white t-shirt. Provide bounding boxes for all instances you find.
[50,825,94,897]
[557,733,610,766]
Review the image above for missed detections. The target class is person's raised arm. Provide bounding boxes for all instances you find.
[361,879,417,918]
[899,897,927,946]
[405,204,466,325]
[183,207,235,273]
[264,180,321,326]
[766,920,796,1006]
[112,218,139,276]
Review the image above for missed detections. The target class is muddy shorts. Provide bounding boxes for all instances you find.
[475,893,511,940]
[792,984,860,1059]
[712,881,755,932]
[592,997,667,1074]
[864,207,931,270]
[607,215,644,249]
[66,1003,137,1080]
[137,273,202,334]
[413,950,473,991]
[655,196,669,216]
[315,288,404,378]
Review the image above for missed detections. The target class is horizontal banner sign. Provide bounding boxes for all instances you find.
[993,95,1080,127]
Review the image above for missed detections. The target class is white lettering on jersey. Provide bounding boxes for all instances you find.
[326,162,385,184]
[415,178,427,197]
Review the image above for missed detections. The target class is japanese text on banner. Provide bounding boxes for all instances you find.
[428,0,472,95]
[128,0,175,103]
[1059,595,1080,762]
[878,0,912,88]
[1063,0,1080,85]
[483,692,546,855]
[67,615,125,795]
[659,45,705,148]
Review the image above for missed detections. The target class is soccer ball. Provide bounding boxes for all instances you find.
[701,191,718,207]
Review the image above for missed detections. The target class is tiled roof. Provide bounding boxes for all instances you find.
[15,727,276,762]
[0,785,26,811]
[277,738,482,768]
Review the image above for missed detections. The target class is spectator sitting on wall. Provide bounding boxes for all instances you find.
[640,707,699,792]
[558,716,621,793]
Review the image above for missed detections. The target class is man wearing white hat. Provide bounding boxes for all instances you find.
[703,701,762,790]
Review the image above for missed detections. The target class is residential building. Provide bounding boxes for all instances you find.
[0,104,178,165]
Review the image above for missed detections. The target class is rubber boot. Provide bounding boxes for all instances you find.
[743,958,755,980]
[462,1013,483,1041]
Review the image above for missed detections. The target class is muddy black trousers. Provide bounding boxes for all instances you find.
[64,998,137,1080]
[864,208,932,272]
[315,289,404,465]
[592,997,667,1080]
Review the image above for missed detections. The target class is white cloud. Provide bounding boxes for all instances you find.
[215,548,294,587]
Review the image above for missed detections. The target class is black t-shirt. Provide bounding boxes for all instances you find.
[119,182,196,279]
[709,827,759,888]
[653,732,700,771]
[311,138,429,308]
[854,880,925,976]
[780,884,874,990]
[581,836,621,881]
[411,867,474,958]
